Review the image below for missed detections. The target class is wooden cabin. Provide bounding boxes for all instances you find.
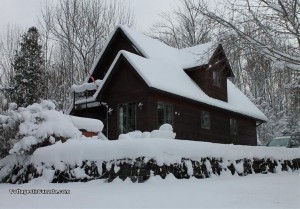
[70,25,267,145]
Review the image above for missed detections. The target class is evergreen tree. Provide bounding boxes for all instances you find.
[11,27,45,107]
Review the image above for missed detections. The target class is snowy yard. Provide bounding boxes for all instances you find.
[0,172,299,208]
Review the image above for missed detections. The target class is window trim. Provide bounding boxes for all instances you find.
[201,111,211,130]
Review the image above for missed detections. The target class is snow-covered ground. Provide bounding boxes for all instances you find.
[0,172,299,209]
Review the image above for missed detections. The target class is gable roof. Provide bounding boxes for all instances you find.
[86,25,215,82]
[85,25,267,122]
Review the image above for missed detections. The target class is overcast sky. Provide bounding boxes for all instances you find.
[0,0,179,33]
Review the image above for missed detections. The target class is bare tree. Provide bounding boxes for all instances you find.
[41,0,135,83]
[150,0,216,48]
[39,0,135,111]
[0,25,22,88]
[195,0,300,70]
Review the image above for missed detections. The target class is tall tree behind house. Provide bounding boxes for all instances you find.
[11,27,45,107]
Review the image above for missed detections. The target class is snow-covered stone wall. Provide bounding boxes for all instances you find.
[1,138,299,184]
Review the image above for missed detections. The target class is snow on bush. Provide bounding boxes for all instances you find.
[1,100,103,155]
[118,124,176,140]
[0,154,30,183]
[0,102,21,158]
[8,101,82,154]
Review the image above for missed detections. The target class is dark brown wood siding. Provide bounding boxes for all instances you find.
[147,90,257,145]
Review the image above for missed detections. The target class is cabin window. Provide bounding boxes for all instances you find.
[157,102,173,127]
[201,111,210,129]
[230,118,238,135]
[213,70,221,87]
[118,102,136,134]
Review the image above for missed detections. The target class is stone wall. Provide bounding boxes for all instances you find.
[1,157,300,184]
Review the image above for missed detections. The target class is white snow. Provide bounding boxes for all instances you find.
[73,167,89,179]
[0,115,9,124]
[31,138,300,168]
[70,116,103,133]
[83,25,267,122]
[71,80,103,93]
[0,154,30,181]
[118,124,176,140]
[158,123,172,131]
[9,106,81,154]
[178,42,214,69]
[0,172,299,208]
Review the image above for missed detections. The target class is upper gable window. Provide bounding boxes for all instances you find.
[213,70,221,87]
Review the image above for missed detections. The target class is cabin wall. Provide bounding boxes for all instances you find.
[99,59,149,140]
[147,91,257,145]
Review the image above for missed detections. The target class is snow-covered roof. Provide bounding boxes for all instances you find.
[118,26,214,69]
[86,25,214,82]
[87,25,267,122]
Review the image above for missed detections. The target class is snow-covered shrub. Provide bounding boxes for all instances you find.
[8,100,82,155]
[0,103,20,158]
[0,100,107,183]
[118,124,176,140]
[0,154,32,183]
